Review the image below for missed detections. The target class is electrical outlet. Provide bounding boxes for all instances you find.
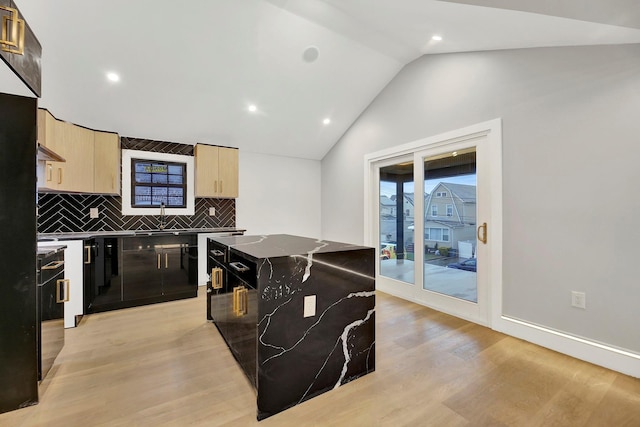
[209,207,216,216]
[90,207,99,219]
[303,295,316,318]
[571,291,586,309]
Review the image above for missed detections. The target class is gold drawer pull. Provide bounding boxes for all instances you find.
[56,279,70,303]
[211,267,223,289]
[233,286,248,316]
[42,260,64,270]
[84,245,91,264]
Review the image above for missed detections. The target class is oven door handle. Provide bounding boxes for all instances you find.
[229,262,249,272]
[211,249,225,257]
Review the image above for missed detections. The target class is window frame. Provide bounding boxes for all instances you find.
[121,149,195,216]
[131,159,187,208]
[431,205,438,217]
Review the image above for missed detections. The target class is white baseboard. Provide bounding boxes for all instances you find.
[494,316,640,378]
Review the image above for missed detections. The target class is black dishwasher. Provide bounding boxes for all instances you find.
[37,249,67,381]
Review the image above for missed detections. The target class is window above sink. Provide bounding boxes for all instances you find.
[121,149,195,216]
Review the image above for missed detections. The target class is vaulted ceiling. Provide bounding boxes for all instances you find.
[2,0,639,160]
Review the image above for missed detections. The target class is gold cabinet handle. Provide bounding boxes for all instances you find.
[220,180,223,194]
[42,260,64,270]
[233,286,248,316]
[47,163,53,182]
[477,222,487,244]
[56,279,70,303]
[165,253,168,269]
[211,267,223,289]
[84,245,91,264]
[157,253,161,269]
[241,288,248,315]
[214,180,217,194]
[58,167,63,184]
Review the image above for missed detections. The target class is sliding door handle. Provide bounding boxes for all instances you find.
[477,222,487,244]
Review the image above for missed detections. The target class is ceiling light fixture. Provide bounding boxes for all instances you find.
[432,35,443,41]
[106,72,120,82]
[323,118,331,125]
[248,104,257,112]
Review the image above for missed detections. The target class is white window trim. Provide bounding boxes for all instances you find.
[121,149,195,216]
[446,204,453,217]
[431,205,438,217]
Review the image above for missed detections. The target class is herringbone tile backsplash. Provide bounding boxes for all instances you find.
[37,194,235,233]
[37,136,236,233]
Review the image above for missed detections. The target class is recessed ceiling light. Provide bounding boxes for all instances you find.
[432,35,443,41]
[323,118,331,125]
[248,104,257,112]
[106,72,120,82]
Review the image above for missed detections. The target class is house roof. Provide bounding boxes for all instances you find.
[439,183,476,203]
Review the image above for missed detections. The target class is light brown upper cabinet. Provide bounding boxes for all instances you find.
[94,131,121,194]
[195,144,239,198]
[37,109,121,195]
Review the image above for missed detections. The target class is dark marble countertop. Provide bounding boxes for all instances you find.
[38,228,245,241]
[209,234,371,261]
[37,244,67,258]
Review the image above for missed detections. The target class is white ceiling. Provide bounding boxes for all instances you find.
[2,0,640,160]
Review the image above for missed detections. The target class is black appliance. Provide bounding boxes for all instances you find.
[36,248,66,381]
[0,92,38,413]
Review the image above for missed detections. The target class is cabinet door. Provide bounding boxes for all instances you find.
[161,246,195,295]
[54,122,94,193]
[94,131,120,195]
[122,247,162,301]
[218,147,239,198]
[195,144,219,197]
[37,109,58,149]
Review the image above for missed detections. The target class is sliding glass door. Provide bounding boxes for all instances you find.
[370,128,495,325]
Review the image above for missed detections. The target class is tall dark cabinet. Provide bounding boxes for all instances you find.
[0,92,38,413]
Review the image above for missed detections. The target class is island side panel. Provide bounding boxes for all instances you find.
[256,247,375,420]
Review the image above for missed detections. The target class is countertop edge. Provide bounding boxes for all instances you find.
[38,228,246,242]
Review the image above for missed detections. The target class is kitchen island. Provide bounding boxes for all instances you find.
[207,234,375,420]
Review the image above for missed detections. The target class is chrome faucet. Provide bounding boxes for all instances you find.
[159,202,166,230]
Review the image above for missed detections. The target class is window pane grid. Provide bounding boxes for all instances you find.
[132,159,187,208]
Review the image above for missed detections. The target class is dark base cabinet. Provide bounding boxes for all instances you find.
[37,249,65,382]
[87,234,198,313]
[207,235,376,421]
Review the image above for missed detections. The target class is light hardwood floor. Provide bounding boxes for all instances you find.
[2,289,639,426]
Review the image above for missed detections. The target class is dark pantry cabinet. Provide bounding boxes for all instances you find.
[0,93,38,413]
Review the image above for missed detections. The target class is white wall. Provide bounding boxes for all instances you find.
[237,151,321,238]
[321,44,640,356]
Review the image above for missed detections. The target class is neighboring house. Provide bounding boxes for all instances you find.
[424,182,476,254]
[380,193,415,248]
[379,195,396,217]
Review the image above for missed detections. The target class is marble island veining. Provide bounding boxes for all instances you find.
[207,234,376,420]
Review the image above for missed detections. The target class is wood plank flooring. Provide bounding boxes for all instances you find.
[1,289,639,426]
